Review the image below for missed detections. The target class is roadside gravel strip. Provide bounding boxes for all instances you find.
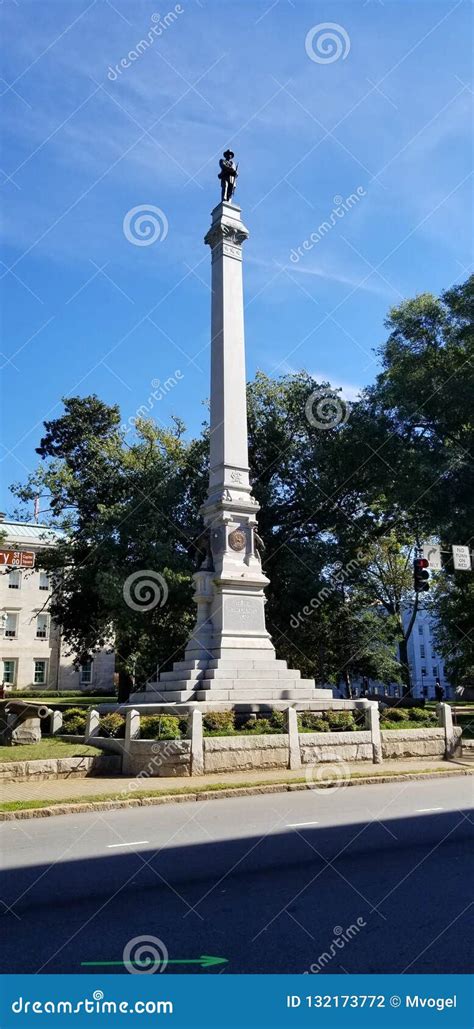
[1,764,472,820]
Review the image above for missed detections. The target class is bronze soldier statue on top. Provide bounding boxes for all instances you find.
[218,149,238,202]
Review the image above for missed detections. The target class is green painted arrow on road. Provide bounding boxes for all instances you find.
[81,955,228,970]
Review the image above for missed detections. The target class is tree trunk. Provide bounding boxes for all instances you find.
[399,594,419,697]
[117,669,133,704]
[398,636,411,697]
[344,669,353,699]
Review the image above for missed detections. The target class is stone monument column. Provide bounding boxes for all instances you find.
[130,153,331,704]
[183,200,274,663]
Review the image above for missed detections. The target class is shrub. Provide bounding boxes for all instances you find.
[408,707,433,722]
[246,717,274,734]
[298,714,330,733]
[325,711,356,731]
[270,709,286,731]
[203,711,235,734]
[178,716,188,737]
[98,713,125,738]
[299,712,332,731]
[61,708,87,735]
[140,715,181,740]
[382,708,407,722]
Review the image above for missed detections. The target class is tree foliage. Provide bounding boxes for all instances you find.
[11,276,473,696]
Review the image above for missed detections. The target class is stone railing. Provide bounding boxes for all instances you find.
[82,703,460,778]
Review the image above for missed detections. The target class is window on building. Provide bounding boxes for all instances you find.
[35,613,49,639]
[420,645,425,658]
[39,572,49,591]
[421,667,427,676]
[80,659,93,685]
[2,659,17,684]
[4,612,18,639]
[418,624,423,635]
[34,659,48,685]
[433,666,438,677]
[8,569,21,589]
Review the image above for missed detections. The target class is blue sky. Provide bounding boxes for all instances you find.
[1,0,472,516]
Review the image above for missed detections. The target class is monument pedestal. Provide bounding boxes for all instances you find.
[130,196,332,706]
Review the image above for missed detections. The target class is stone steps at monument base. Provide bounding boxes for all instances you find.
[194,689,319,702]
[172,658,288,672]
[185,648,277,663]
[131,689,321,704]
[206,666,301,680]
[158,666,301,683]
[139,680,319,703]
[197,678,316,692]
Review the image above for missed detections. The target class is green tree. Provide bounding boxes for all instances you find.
[246,372,405,690]
[432,576,474,688]
[11,277,472,698]
[13,397,207,700]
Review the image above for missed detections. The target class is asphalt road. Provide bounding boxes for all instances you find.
[1,776,473,975]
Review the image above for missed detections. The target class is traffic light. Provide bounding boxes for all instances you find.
[413,557,429,592]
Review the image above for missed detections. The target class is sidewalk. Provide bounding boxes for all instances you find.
[1,757,472,816]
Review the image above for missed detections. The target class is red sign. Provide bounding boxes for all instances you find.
[0,549,35,568]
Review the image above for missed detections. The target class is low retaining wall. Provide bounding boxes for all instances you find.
[78,703,460,778]
[300,731,372,764]
[203,734,288,773]
[382,727,461,759]
[124,740,191,778]
[0,754,121,781]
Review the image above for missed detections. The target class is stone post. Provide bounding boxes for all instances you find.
[123,708,140,776]
[188,709,204,775]
[286,706,301,770]
[50,710,63,735]
[437,702,456,759]
[84,708,100,741]
[365,702,382,764]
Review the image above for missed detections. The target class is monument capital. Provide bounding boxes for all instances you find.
[204,202,249,259]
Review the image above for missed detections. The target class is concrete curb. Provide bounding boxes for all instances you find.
[1,766,472,820]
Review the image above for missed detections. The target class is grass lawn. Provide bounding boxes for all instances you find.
[0,739,102,763]
[3,696,116,708]
[381,720,437,730]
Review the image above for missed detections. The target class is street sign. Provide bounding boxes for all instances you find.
[452,545,471,571]
[0,549,35,568]
[422,543,442,570]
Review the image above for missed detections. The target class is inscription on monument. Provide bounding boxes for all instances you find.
[225,596,263,630]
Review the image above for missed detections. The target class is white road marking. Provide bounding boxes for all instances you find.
[415,807,444,813]
[287,821,319,827]
[107,841,149,848]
